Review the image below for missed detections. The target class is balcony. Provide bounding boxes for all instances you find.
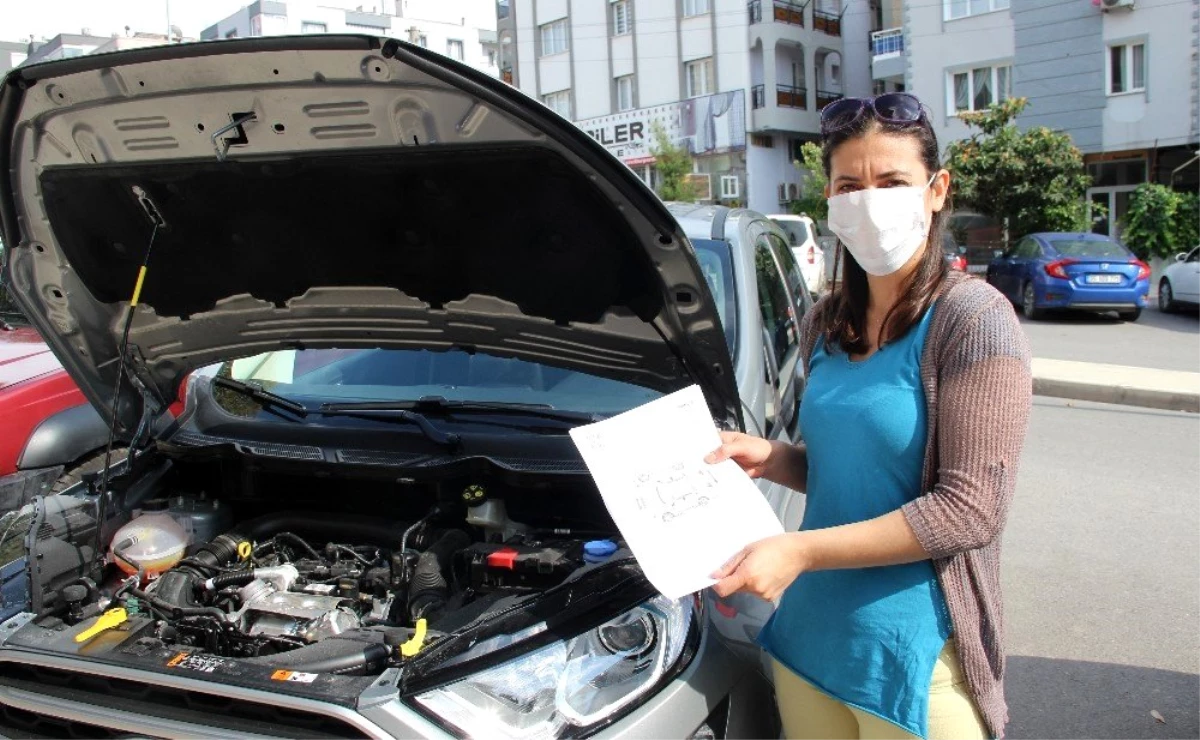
[870,27,904,80]
[777,84,808,108]
[749,0,807,25]
[813,9,841,35]
[816,89,843,110]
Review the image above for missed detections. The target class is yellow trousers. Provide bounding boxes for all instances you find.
[771,640,989,740]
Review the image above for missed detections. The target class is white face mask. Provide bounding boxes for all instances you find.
[826,173,937,277]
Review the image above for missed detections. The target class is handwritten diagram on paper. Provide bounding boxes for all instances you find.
[569,385,784,599]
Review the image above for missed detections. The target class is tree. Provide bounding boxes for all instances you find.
[943,98,1094,247]
[791,141,828,221]
[650,122,696,202]
[1121,184,1200,260]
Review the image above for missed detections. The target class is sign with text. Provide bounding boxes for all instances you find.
[576,90,746,165]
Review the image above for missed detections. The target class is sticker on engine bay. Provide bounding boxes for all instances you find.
[166,652,233,673]
[270,670,319,683]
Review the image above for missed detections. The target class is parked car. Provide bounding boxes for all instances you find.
[942,232,968,272]
[0,316,114,509]
[0,38,803,739]
[1157,246,1200,313]
[768,213,825,297]
[986,232,1151,321]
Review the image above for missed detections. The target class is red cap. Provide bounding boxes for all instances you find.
[486,547,519,570]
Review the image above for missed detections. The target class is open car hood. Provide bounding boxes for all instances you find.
[0,36,739,434]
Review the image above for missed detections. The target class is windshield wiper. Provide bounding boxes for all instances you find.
[317,402,461,450]
[323,396,602,425]
[212,376,308,417]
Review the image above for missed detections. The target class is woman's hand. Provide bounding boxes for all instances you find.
[705,431,776,479]
[710,532,810,601]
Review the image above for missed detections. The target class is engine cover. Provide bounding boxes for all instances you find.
[234,580,360,643]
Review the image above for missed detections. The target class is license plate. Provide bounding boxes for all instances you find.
[1085,274,1122,284]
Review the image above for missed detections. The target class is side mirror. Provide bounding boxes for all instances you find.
[1177,253,1188,263]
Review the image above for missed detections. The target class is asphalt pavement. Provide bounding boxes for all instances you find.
[1003,397,1200,739]
[1016,300,1200,373]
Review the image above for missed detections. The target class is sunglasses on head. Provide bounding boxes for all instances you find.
[819,93,926,136]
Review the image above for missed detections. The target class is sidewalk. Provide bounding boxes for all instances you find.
[1032,358,1200,413]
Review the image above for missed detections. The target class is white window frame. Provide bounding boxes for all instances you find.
[417,34,428,48]
[542,89,573,119]
[1107,41,1146,96]
[539,19,569,57]
[613,0,633,36]
[683,0,712,16]
[616,75,635,112]
[685,57,715,98]
[446,38,464,61]
[300,21,327,34]
[947,64,1012,115]
[943,0,1009,22]
[720,175,740,199]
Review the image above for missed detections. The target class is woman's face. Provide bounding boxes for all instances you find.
[823,128,951,266]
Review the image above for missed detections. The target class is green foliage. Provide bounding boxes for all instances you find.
[1121,184,1200,259]
[650,122,696,202]
[791,141,828,221]
[943,97,1094,245]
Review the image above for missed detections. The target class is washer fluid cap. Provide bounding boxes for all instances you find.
[583,539,618,563]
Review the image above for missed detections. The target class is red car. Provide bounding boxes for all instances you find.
[0,321,112,507]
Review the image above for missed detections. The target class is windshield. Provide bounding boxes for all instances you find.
[771,219,812,247]
[1049,238,1129,258]
[692,238,738,358]
[204,348,662,417]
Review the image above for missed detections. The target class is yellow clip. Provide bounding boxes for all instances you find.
[399,618,427,658]
[74,607,128,644]
[237,541,253,561]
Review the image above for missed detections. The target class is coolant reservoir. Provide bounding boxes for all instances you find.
[110,512,188,578]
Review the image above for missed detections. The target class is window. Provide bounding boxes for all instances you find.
[417,34,428,48]
[540,19,569,56]
[750,134,774,148]
[301,21,327,33]
[684,0,712,16]
[1108,42,1146,95]
[486,49,497,67]
[446,39,464,60]
[755,241,799,374]
[949,64,1011,114]
[224,29,239,39]
[613,0,633,35]
[944,0,1008,20]
[720,175,740,199]
[616,75,635,111]
[767,233,810,324]
[830,63,841,84]
[685,57,714,97]
[542,89,572,119]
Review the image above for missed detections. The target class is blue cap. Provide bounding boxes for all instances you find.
[583,539,618,562]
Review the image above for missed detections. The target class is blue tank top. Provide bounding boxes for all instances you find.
[758,304,952,739]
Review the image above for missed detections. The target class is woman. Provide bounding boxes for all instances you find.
[706,92,1031,740]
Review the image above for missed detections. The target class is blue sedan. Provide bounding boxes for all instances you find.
[986,232,1151,321]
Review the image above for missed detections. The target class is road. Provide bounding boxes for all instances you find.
[1016,300,1200,372]
[1003,397,1200,739]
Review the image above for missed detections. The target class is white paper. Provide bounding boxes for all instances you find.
[569,385,784,599]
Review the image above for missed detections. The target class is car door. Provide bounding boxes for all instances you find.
[989,241,1020,299]
[1176,247,1200,302]
[763,228,812,430]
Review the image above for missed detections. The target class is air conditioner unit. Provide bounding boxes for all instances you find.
[1101,0,1134,11]
[685,173,713,201]
[778,183,790,202]
[787,183,801,200]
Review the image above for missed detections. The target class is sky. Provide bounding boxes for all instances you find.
[1,0,253,43]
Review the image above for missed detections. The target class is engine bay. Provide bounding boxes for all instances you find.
[15,451,640,678]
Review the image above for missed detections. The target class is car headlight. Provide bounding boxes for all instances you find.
[413,594,695,739]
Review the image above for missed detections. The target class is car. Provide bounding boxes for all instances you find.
[0,37,803,739]
[985,232,1151,321]
[1157,246,1200,313]
[768,213,826,297]
[942,232,967,272]
[0,314,114,509]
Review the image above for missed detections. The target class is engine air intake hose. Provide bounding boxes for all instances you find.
[408,529,470,622]
[243,639,391,675]
[206,570,258,591]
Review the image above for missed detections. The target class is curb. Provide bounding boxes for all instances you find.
[1031,359,1200,413]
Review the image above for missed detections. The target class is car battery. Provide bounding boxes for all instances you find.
[457,541,582,592]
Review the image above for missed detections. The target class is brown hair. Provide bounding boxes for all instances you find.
[818,111,950,355]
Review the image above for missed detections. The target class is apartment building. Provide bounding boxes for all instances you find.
[499,0,860,212]
[890,0,1198,236]
[203,0,500,76]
